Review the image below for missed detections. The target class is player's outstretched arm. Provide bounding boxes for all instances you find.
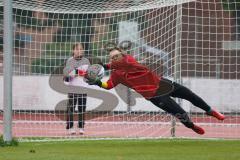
[85,63,118,89]
[86,78,114,90]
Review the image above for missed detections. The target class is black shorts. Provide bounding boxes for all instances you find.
[154,78,174,97]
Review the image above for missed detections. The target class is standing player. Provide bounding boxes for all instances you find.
[85,46,225,135]
[63,43,90,134]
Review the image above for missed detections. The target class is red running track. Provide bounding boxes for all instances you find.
[0,113,240,139]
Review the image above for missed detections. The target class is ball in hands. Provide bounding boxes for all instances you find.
[85,64,105,81]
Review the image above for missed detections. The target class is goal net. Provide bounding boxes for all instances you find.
[0,0,239,140]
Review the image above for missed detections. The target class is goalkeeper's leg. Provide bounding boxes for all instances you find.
[169,80,224,120]
[150,96,205,135]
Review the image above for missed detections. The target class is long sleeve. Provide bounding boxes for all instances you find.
[100,72,119,89]
[63,58,72,77]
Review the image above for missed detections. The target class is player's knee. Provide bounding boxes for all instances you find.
[190,96,203,106]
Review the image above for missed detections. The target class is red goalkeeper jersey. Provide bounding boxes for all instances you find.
[104,55,161,99]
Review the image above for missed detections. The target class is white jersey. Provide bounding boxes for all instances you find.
[63,56,90,87]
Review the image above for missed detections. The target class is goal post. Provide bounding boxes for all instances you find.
[0,0,240,140]
[3,0,13,142]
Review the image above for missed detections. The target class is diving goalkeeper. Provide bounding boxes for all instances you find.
[85,47,225,135]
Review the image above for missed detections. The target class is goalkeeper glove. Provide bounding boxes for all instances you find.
[85,78,102,87]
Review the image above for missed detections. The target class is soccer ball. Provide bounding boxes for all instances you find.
[86,64,105,81]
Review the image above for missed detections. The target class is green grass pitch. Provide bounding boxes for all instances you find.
[0,139,240,160]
